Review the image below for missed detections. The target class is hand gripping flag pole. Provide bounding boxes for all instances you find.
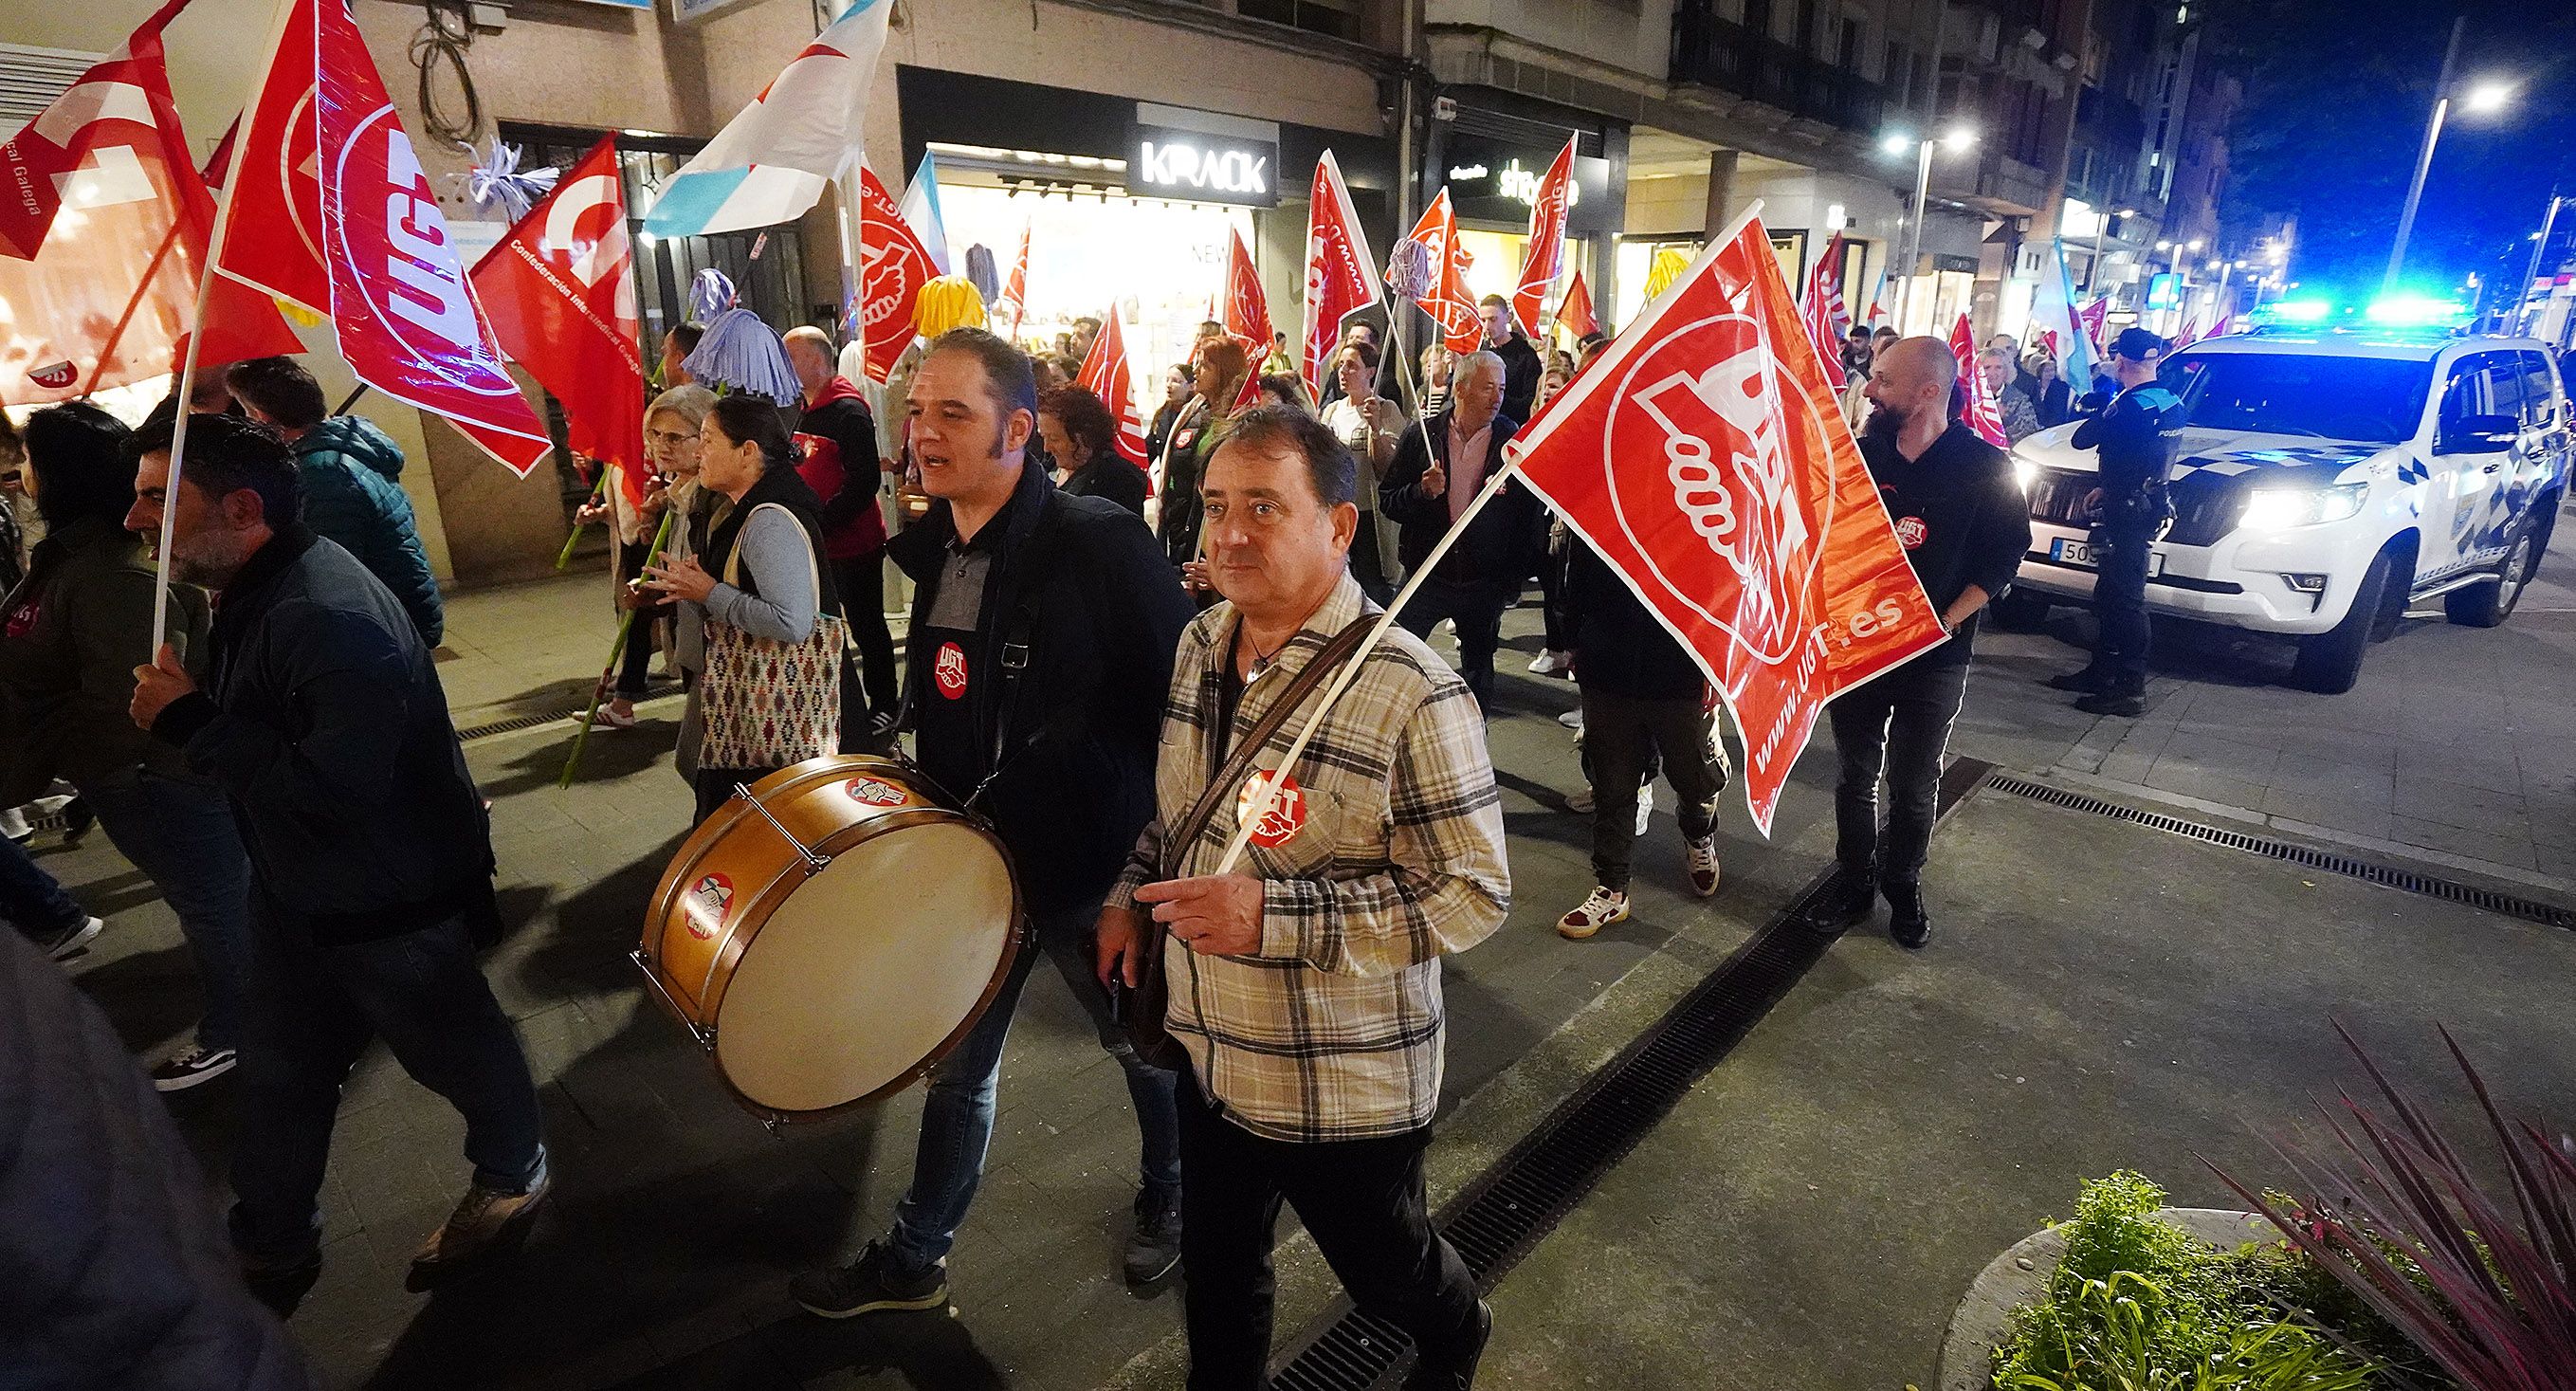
[149,0,296,659]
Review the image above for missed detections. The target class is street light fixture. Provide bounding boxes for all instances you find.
[1881,126,1979,331]
[2384,14,2517,294]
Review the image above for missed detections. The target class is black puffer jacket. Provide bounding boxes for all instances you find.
[0,929,312,1389]
[1565,540,1709,702]
[890,461,1196,915]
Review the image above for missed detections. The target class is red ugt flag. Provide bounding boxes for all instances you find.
[214,0,548,474]
[1404,191,1483,355]
[855,164,936,384]
[994,222,1030,338]
[1949,314,2008,448]
[1222,226,1274,359]
[1300,151,1380,401]
[1074,305,1151,467]
[1507,210,1946,834]
[0,0,301,403]
[1800,233,1852,390]
[1509,137,1575,337]
[470,136,648,506]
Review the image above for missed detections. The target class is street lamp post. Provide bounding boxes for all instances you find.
[2086,207,2135,296]
[2384,16,2514,297]
[1885,127,1975,334]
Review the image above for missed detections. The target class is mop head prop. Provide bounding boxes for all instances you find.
[682,270,800,404]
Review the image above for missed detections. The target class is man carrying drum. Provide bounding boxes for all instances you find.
[791,330,1197,1314]
[1096,407,1509,1390]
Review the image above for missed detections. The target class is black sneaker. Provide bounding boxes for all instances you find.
[2074,690,2147,718]
[151,1042,239,1091]
[790,1240,947,1318]
[33,915,104,961]
[1404,1298,1492,1390]
[1799,869,1877,934]
[1884,881,1932,950]
[61,797,94,845]
[1123,1184,1183,1285]
[2044,668,2110,693]
[237,1243,322,1317]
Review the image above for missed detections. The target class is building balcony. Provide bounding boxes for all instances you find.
[1670,3,1887,136]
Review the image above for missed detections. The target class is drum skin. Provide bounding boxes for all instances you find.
[640,755,1020,1123]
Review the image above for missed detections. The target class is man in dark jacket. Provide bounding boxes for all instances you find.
[1804,339,2031,949]
[123,413,546,1300]
[223,357,444,646]
[1477,295,1544,422]
[1552,540,1731,941]
[785,327,900,740]
[792,330,1197,1315]
[1379,350,1544,710]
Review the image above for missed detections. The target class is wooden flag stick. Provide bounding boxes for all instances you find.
[147,0,296,659]
[1212,454,1523,876]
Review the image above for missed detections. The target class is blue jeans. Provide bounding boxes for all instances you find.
[228,911,544,1259]
[886,902,1183,1273]
[0,832,83,938]
[79,770,255,1050]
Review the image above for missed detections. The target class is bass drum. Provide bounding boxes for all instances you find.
[638,755,1020,1124]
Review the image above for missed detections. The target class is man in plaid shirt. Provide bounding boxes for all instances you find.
[1098,406,1509,1390]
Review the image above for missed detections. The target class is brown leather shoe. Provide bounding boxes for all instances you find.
[408,1156,550,1290]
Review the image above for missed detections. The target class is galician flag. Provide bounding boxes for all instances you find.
[642,0,893,237]
[898,151,952,274]
[2027,239,2098,399]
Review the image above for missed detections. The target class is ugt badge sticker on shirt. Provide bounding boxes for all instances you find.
[1235,769,1307,849]
[1894,515,1928,550]
[934,641,969,699]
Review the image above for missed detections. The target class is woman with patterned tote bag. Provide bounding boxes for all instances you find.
[643,395,850,824]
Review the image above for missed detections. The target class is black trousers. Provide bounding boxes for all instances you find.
[1826,659,1970,888]
[613,537,668,700]
[1580,687,1727,890]
[1178,1073,1481,1391]
[1395,575,1515,711]
[833,551,900,725]
[2088,520,2157,694]
[1351,514,1394,606]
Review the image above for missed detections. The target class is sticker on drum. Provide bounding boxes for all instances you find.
[934,642,969,699]
[843,776,906,807]
[685,872,734,940]
[1235,769,1306,849]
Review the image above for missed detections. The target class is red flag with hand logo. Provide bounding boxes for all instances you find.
[1948,314,2008,448]
[1506,210,1945,834]
[1221,226,1273,359]
[470,136,648,505]
[855,163,935,384]
[212,0,548,473]
[1509,137,1575,337]
[1074,305,1151,467]
[1404,191,1482,354]
[1299,151,1380,400]
[994,222,1030,338]
[0,0,301,404]
[1800,233,1852,390]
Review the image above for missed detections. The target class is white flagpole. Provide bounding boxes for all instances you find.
[151,0,298,659]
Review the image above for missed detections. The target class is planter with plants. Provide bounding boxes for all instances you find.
[1943,1025,2573,1390]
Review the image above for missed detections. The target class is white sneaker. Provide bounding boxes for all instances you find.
[1527,650,1572,676]
[0,807,26,842]
[1557,708,1584,731]
[1686,834,1722,898]
[35,915,104,961]
[1635,783,1655,836]
[1557,886,1630,940]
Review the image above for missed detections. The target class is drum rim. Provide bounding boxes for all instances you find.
[640,755,1028,1126]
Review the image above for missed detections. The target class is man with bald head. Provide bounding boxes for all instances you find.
[784,325,899,741]
[1805,337,2029,949]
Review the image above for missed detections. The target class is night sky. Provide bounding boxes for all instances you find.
[2214,0,2576,305]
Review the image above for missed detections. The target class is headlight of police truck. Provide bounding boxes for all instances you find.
[2239,482,2367,531]
[2011,452,2038,496]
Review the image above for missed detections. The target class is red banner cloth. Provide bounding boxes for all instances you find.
[854,164,936,385]
[1074,304,1151,467]
[1508,137,1575,337]
[1506,210,1946,833]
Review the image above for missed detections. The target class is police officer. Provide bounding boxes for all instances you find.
[2049,327,2183,717]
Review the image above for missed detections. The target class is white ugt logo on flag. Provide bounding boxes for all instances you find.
[1633,346,1812,644]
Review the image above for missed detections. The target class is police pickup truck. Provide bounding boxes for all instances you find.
[1996,328,2571,692]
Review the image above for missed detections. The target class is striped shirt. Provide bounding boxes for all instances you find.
[1106,574,1510,1143]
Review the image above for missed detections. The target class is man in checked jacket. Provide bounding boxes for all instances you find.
[1096,406,1509,1390]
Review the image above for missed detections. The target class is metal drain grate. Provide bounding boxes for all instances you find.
[454,684,684,743]
[1986,774,2576,931]
[1267,758,1996,1390]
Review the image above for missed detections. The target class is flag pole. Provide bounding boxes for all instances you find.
[559,505,675,786]
[1212,453,1523,875]
[149,0,298,660]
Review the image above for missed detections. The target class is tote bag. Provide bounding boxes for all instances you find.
[699,503,849,769]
